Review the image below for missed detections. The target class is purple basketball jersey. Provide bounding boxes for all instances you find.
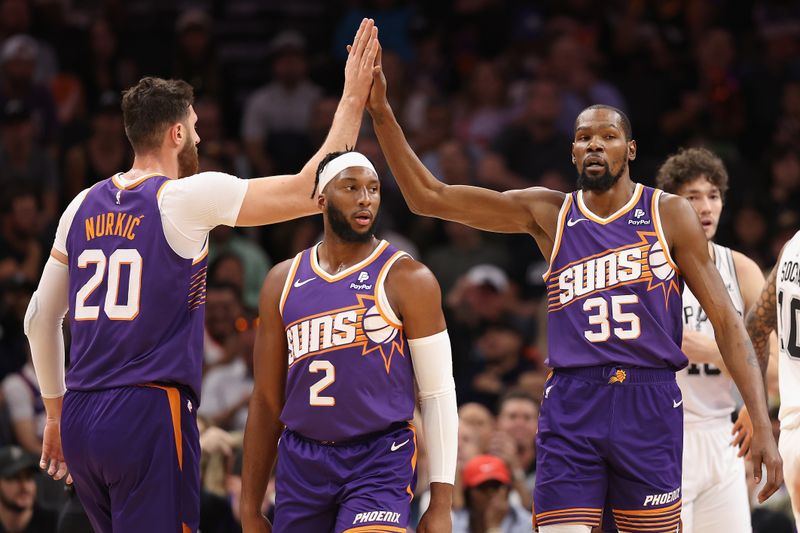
[65,174,207,401]
[279,240,414,442]
[544,184,686,369]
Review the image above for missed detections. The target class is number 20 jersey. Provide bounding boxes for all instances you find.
[544,184,687,369]
[65,174,207,401]
[279,240,415,442]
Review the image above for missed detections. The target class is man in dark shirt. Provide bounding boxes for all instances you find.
[0,446,56,533]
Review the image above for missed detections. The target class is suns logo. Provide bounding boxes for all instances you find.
[547,231,680,311]
[286,294,404,373]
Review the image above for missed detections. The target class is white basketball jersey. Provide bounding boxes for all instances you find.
[677,243,744,425]
[777,232,800,429]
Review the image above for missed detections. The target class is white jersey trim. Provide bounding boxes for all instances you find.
[375,250,410,328]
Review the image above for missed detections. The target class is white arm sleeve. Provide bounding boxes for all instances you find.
[52,188,91,256]
[408,330,458,485]
[24,256,69,399]
[158,171,249,259]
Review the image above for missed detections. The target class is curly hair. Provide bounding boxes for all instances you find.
[121,77,194,153]
[655,147,729,198]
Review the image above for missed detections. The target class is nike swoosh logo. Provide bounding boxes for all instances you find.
[673,399,683,408]
[293,277,316,288]
[545,385,554,399]
[566,217,588,227]
[390,439,410,452]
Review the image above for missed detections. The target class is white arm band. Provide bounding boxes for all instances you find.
[24,256,69,399]
[408,329,458,485]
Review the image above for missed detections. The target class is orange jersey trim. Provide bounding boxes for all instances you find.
[406,424,417,500]
[613,501,681,516]
[542,194,573,281]
[310,240,390,282]
[576,183,644,224]
[143,384,183,470]
[112,172,163,190]
[342,526,406,533]
[651,189,680,274]
[374,250,407,329]
[279,253,304,317]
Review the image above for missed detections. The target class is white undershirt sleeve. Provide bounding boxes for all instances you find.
[52,188,91,256]
[408,329,458,485]
[158,171,248,259]
[24,256,69,399]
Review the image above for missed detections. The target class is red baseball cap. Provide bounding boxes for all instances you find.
[462,455,511,488]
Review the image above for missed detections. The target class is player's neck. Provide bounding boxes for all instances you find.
[0,504,32,531]
[124,152,178,181]
[317,236,381,275]
[580,175,636,218]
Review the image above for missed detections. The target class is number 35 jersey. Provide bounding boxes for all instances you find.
[279,240,414,442]
[65,174,208,401]
[544,184,686,370]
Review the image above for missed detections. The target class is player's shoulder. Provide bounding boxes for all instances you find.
[729,249,764,278]
[384,254,440,295]
[506,186,566,207]
[162,171,239,191]
[259,256,299,305]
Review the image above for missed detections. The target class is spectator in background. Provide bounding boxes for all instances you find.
[0,187,44,284]
[426,228,511,295]
[452,454,533,533]
[488,391,539,508]
[241,30,321,175]
[1,355,44,455]
[78,18,138,110]
[454,61,511,149]
[198,317,256,432]
[0,445,57,532]
[767,146,800,216]
[173,9,220,100]
[0,35,59,151]
[208,228,270,312]
[203,283,245,369]
[208,253,246,304]
[484,78,573,189]
[0,101,58,224]
[0,1,59,84]
[0,278,32,382]
[63,92,132,200]
[458,322,538,411]
[195,98,248,178]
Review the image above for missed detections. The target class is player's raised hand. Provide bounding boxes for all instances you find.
[749,425,783,503]
[366,40,389,116]
[41,417,71,484]
[342,18,379,105]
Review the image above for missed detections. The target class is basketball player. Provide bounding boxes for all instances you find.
[22,19,380,533]
[746,237,800,527]
[656,147,764,533]
[365,46,782,532]
[240,150,458,533]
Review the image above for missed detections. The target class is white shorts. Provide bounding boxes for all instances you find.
[681,421,751,533]
[779,423,800,527]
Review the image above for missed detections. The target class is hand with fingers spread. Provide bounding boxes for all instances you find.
[750,424,783,503]
[41,416,71,484]
[342,18,380,106]
[731,404,753,458]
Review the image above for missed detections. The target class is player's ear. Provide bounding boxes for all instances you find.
[169,122,183,147]
[317,193,326,212]
[628,139,637,161]
[571,142,576,165]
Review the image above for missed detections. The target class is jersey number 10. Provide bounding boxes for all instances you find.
[778,289,800,360]
[74,248,142,321]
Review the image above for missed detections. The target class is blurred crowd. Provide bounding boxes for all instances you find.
[0,0,799,531]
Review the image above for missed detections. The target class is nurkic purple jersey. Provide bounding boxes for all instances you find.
[279,240,414,442]
[65,175,207,401]
[544,184,686,369]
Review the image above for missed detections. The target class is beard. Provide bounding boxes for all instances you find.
[0,491,28,514]
[326,198,376,243]
[177,134,199,178]
[576,160,626,192]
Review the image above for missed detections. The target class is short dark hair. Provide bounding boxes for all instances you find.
[497,389,539,415]
[575,104,633,141]
[311,148,353,198]
[655,147,729,198]
[121,77,194,153]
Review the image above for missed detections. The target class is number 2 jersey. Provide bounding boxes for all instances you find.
[544,183,687,369]
[777,231,800,429]
[59,172,247,402]
[279,240,415,442]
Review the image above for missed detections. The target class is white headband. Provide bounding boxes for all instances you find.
[317,152,377,194]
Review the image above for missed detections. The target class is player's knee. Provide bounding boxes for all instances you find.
[539,525,593,533]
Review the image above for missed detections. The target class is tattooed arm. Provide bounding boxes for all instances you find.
[745,262,779,388]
